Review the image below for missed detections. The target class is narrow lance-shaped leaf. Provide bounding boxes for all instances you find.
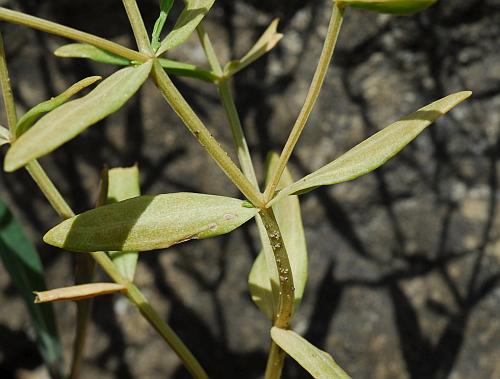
[54,43,218,82]
[151,0,175,51]
[271,327,351,379]
[54,43,131,66]
[4,60,153,172]
[44,193,259,252]
[272,91,472,204]
[34,283,126,303]
[156,0,216,56]
[15,76,102,137]
[0,197,64,378]
[342,0,437,15]
[224,19,283,77]
[158,58,219,82]
[106,166,141,281]
[0,124,9,146]
[249,152,308,320]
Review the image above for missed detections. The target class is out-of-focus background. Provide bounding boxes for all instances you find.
[0,0,499,378]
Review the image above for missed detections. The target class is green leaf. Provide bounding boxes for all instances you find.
[271,327,351,379]
[151,0,175,51]
[249,152,308,320]
[15,76,102,137]
[342,0,437,15]
[54,43,217,82]
[0,124,10,146]
[156,0,216,56]
[106,165,141,281]
[272,91,472,203]
[158,58,219,82]
[54,43,131,66]
[224,19,283,77]
[44,193,259,252]
[0,197,64,378]
[248,250,275,319]
[4,60,153,172]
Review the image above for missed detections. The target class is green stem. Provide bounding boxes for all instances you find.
[25,160,75,218]
[121,0,153,54]
[70,255,96,379]
[218,79,259,188]
[263,3,345,203]
[0,7,146,62]
[196,25,258,186]
[259,208,294,328]
[196,25,223,77]
[0,33,16,133]
[91,252,209,379]
[151,60,264,208]
[264,341,286,379]
[259,207,294,378]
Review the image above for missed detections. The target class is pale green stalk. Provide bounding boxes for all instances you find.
[0,33,16,135]
[0,7,146,62]
[196,25,223,77]
[121,0,153,54]
[196,25,259,188]
[0,35,208,379]
[218,80,259,188]
[264,3,345,203]
[151,60,264,207]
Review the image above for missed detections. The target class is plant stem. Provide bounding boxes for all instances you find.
[0,7,146,62]
[0,33,16,134]
[263,3,345,203]
[259,207,294,378]
[196,25,223,77]
[90,251,209,379]
[70,255,96,379]
[196,24,259,188]
[151,59,264,207]
[25,160,75,218]
[218,79,259,188]
[121,0,153,55]
[259,208,294,328]
[264,340,286,379]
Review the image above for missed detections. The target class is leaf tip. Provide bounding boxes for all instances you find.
[3,148,22,172]
[43,224,66,249]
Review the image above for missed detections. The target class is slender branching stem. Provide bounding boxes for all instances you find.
[196,25,223,77]
[218,79,260,188]
[70,255,96,379]
[259,208,294,328]
[0,33,16,134]
[25,161,75,219]
[151,60,264,207]
[264,340,286,379]
[121,0,153,55]
[0,7,146,62]
[196,25,259,188]
[260,208,294,378]
[263,3,345,203]
[0,34,208,379]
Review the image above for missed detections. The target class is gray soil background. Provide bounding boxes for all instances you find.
[0,0,499,378]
